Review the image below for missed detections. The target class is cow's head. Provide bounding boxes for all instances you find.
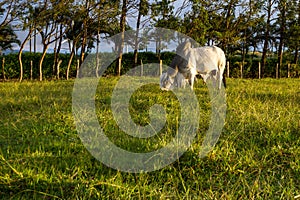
[160,40,193,91]
[160,67,178,91]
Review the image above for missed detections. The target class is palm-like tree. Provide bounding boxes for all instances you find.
[0,25,20,54]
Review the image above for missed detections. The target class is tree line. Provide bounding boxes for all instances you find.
[0,0,299,81]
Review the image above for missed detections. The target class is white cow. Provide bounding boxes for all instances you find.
[160,41,226,90]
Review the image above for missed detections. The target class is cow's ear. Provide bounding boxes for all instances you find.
[183,41,191,55]
[175,65,178,73]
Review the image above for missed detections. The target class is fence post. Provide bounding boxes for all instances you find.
[287,63,290,78]
[30,60,33,80]
[76,59,80,78]
[118,58,122,76]
[57,60,62,79]
[159,60,162,76]
[276,63,279,79]
[226,61,230,78]
[2,57,5,81]
[140,59,143,76]
[258,62,261,79]
[240,63,243,78]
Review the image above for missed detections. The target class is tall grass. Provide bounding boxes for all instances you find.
[0,78,299,199]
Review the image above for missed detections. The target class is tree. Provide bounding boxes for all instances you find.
[52,0,74,79]
[0,0,20,28]
[181,0,210,46]
[0,0,21,53]
[276,0,287,78]
[261,0,276,78]
[117,0,128,76]
[35,1,65,81]
[0,25,20,53]
[52,23,64,79]
[78,0,90,69]
[64,0,119,79]
[133,0,149,68]
[93,1,121,77]
[65,19,82,80]
[285,0,300,65]
[17,1,41,82]
[150,0,179,58]
[235,1,264,73]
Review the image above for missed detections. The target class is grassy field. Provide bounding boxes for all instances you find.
[0,78,299,199]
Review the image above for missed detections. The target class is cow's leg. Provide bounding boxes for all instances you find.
[209,70,218,88]
[218,64,225,89]
[218,71,222,89]
[189,73,195,90]
[189,75,194,90]
[186,68,197,90]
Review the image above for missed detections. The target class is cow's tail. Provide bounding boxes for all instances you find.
[218,49,226,89]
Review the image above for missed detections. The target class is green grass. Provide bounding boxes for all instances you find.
[0,78,299,199]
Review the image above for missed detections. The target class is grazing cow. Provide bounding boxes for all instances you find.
[160,72,189,90]
[160,41,226,91]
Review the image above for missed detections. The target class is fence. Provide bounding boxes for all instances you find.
[138,59,299,79]
[225,60,299,79]
[1,53,299,81]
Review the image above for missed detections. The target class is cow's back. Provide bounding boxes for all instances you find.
[192,46,218,73]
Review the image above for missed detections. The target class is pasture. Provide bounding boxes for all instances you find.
[0,78,299,199]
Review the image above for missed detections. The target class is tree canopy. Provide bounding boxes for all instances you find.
[0,0,299,79]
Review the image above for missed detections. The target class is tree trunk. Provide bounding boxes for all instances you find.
[117,0,128,76]
[29,24,32,53]
[53,24,63,79]
[66,37,80,80]
[96,31,100,78]
[277,45,283,79]
[79,1,89,67]
[133,0,144,69]
[66,46,75,80]
[294,46,299,64]
[156,39,162,60]
[2,57,6,81]
[221,0,235,51]
[53,26,59,77]
[252,45,256,61]
[277,0,287,79]
[39,45,49,81]
[241,41,246,73]
[18,30,32,82]
[261,0,274,78]
[80,28,87,67]
[34,28,37,54]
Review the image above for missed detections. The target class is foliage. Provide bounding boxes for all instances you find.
[0,0,299,80]
[0,0,21,53]
[0,25,20,53]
